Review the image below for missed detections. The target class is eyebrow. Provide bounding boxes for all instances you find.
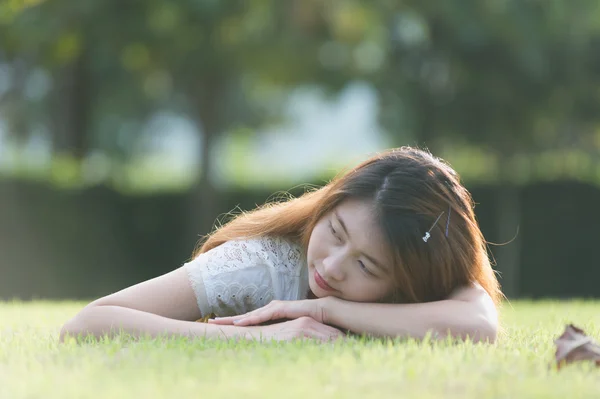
[334,210,389,273]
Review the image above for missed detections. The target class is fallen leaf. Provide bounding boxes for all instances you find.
[554,324,600,369]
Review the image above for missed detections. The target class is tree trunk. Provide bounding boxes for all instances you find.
[186,76,225,252]
[52,48,90,159]
[3,58,30,145]
[190,128,218,241]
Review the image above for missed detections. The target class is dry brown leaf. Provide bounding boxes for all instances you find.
[554,324,600,369]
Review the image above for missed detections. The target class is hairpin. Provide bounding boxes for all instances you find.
[423,211,444,242]
[423,205,452,242]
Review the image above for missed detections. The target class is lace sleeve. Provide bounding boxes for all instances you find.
[183,236,304,317]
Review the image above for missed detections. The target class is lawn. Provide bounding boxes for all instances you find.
[1,300,599,398]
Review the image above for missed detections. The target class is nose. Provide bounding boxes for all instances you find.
[322,248,347,281]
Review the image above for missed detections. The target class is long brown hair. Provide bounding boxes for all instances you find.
[193,147,502,305]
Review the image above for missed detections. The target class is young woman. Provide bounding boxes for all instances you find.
[60,147,501,344]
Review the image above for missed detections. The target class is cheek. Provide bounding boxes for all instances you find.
[349,279,395,302]
[306,228,318,264]
[307,223,328,257]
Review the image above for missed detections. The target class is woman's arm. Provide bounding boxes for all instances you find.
[212,284,498,343]
[60,267,344,343]
[59,305,249,342]
[59,305,344,343]
[323,284,498,342]
[59,267,247,342]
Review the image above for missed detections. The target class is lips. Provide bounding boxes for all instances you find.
[314,269,334,291]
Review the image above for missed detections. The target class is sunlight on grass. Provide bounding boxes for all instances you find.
[1,300,600,398]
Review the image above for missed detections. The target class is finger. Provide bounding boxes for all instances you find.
[211,313,276,328]
[207,308,277,326]
[245,301,312,325]
[207,317,238,325]
[310,323,346,341]
[303,318,342,333]
[237,303,298,326]
[291,323,335,342]
[208,308,261,324]
[232,310,282,326]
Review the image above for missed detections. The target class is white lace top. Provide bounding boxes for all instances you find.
[183,236,309,317]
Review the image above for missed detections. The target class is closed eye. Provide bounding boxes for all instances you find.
[330,220,375,275]
[329,220,342,242]
[358,260,375,276]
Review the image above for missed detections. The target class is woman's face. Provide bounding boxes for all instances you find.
[306,198,396,302]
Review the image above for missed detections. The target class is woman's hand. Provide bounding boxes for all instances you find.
[245,316,345,342]
[208,298,333,327]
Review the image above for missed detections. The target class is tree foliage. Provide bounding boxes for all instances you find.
[2,0,600,181]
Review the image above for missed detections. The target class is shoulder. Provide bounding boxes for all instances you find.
[187,235,304,274]
[240,236,305,276]
[253,236,304,266]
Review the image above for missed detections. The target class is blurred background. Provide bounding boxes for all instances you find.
[1,0,598,301]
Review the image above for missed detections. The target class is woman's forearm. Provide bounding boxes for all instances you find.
[323,297,497,342]
[59,305,252,342]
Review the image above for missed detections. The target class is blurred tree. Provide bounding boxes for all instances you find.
[372,0,600,296]
[0,0,375,240]
[3,0,600,295]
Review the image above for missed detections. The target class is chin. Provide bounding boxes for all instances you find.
[308,276,337,299]
[307,271,326,298]
[308,279,324,298]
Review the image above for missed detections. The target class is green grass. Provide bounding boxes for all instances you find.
[1,300,600,398]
